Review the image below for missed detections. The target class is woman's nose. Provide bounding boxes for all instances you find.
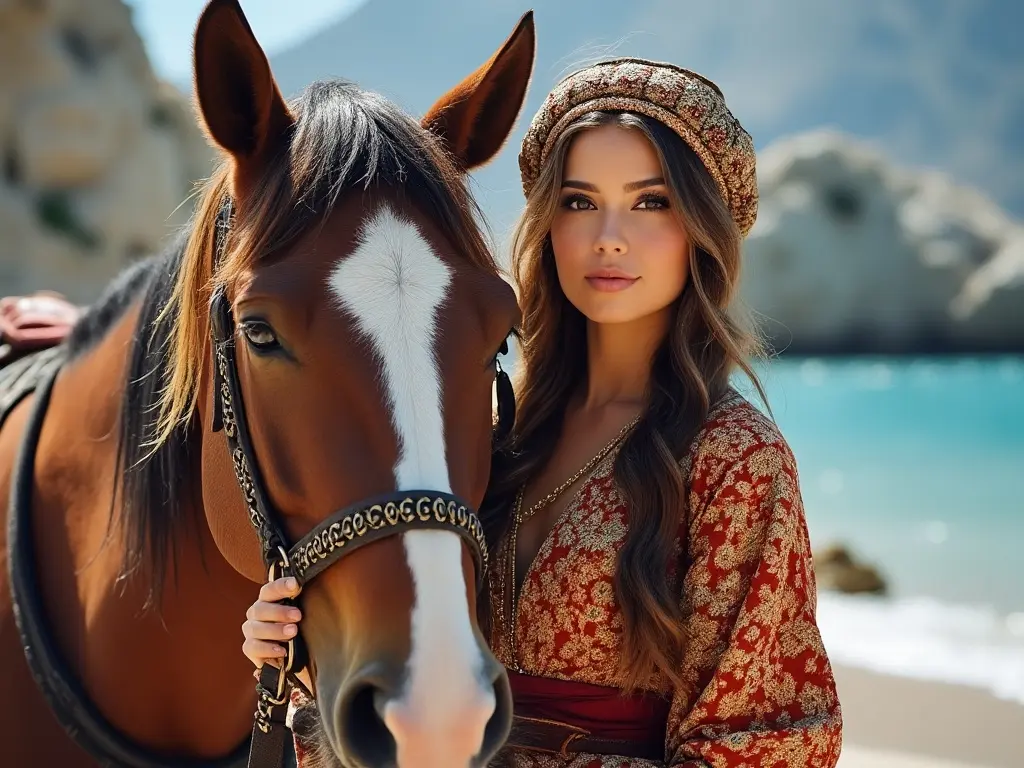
[594,214,628,255]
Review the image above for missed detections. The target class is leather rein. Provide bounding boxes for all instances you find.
[7,358,253,768]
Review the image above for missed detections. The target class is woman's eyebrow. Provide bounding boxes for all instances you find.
[624,176,665,192]
[561,177,666,192]
[562,179,598,191]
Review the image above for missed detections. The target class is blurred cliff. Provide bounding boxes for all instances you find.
[0,0,214,304]
[742,131,1024,354]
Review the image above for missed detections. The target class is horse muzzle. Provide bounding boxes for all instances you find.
[325,648,511,768]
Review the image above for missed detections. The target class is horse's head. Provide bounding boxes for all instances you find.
[169,2,533,765]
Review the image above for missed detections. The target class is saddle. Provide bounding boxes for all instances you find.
[0,344,66,429]
[0,293,75,426]
[0,294,79,368]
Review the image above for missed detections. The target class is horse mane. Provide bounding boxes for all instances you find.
[114,238,198,595]
[114,78,502,599]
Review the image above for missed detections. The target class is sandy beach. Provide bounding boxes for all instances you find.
[833,664,1024,768]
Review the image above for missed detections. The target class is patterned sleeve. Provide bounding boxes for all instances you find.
[664,424,843,767]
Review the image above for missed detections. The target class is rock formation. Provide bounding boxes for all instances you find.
[0,0,214,304]
[741,130,1024,354]
[813,543,888,596]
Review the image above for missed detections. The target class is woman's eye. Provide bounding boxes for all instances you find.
[635,195,670,210]
[240,321,279,351]
[562,194,596,211]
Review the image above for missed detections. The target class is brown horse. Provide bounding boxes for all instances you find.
[0,1,533,766]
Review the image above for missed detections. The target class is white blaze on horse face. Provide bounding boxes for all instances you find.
[327,206,493,751]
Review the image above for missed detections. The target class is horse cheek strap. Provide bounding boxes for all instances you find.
[210,287,233,434]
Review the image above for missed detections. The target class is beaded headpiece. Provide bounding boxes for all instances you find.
[519,58,758,236]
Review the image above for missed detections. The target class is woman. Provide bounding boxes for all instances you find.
[11,58,843,766]
[247,57,842,767]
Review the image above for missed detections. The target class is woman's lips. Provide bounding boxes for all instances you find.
[586,277,638,291]
[585,271,639,292]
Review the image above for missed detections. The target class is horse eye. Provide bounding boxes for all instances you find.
[240,320,279,351]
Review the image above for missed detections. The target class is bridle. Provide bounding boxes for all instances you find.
[207,199,515,767]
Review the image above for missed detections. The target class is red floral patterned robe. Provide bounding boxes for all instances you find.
[487,391,843,767]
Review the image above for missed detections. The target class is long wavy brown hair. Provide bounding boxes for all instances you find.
[483,110,768,691]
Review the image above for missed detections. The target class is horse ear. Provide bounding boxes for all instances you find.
[192,0,293,172]
[422,10,535,171]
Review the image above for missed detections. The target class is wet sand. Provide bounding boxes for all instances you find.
[834,664,1024,768]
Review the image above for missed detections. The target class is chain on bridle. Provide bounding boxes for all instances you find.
[207,199,514,767]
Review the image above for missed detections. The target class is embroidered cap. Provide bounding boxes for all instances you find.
[519,58,758,236]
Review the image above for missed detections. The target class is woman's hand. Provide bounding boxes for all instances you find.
[241,577,302,670]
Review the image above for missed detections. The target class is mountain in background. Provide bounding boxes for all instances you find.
[259,0,1023,241]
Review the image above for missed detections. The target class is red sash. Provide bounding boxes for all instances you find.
[508,669,669,751]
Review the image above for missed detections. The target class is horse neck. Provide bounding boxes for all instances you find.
[35,301,259,757]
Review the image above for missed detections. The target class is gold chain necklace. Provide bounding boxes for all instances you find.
[514,414,640,525]
[501,414,640,672]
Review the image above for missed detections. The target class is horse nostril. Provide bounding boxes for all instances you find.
[335,679,396,766]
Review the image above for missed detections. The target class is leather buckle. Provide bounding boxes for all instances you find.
[559,731,586,758]
[509,715,590,757]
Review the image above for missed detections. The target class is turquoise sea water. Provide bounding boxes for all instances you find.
[741,356,1024,704]
[741,356,1024,613]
